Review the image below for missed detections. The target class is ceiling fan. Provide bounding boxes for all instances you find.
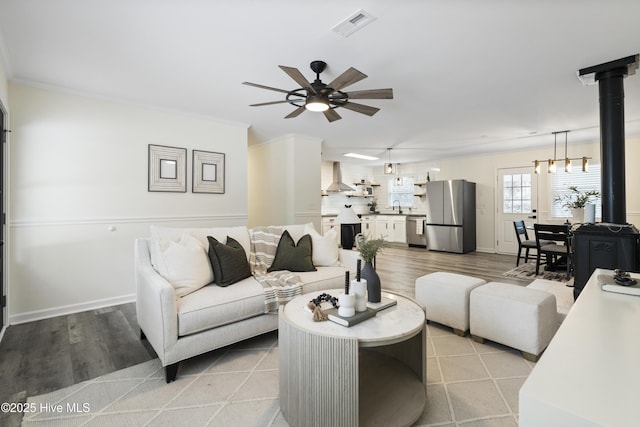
[242,60,393,122]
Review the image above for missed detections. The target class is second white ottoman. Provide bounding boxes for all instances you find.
[415,272,486,336]
[470,282,559,362]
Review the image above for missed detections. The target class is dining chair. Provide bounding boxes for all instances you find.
[513,220,537,266]
[533,223,572,280]
[513,220,557,266]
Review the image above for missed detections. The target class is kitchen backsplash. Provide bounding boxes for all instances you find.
[321,160,432,216]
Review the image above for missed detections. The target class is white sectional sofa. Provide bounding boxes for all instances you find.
[135,223,359,382]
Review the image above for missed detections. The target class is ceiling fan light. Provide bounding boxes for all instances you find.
[305,95,329,112]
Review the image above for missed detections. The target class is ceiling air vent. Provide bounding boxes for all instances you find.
[332,9,377,37]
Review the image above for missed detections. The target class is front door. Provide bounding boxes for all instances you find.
[496,167,538,254]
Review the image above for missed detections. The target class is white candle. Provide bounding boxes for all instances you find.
[352,279,368,312]
[338,292,356,317]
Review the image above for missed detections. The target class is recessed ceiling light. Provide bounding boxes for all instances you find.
[344,153,379,160]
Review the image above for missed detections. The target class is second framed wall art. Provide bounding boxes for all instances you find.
[192,150,225,194]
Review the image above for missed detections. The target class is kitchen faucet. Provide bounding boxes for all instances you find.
[393,200,403,214]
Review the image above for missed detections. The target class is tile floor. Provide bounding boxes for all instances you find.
[23,321,534,426]
[416,322,534,426]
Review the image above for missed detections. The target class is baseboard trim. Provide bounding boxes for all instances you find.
[9,293,136,325]
[476,247,496,254]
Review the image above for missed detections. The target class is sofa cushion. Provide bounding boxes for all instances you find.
[177,277,265,336]
[304,223,340,267]
[151,225,251,261]
[268,230,316,272]
[153,234,213,297]
[207,236,252,286]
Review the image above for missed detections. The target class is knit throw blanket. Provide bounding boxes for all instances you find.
[249,226,304,313]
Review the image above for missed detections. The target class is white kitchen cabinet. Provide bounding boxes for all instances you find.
[360,215,376,239]
[391,216,407,243]
[375,215,406,243]
[375,216,390,240]
[321,216,341,243]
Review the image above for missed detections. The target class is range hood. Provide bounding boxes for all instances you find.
[325,162,355,192]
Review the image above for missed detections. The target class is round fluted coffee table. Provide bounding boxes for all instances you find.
[279,290,426,427]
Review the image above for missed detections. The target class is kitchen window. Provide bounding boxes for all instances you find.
[387,177,414,208]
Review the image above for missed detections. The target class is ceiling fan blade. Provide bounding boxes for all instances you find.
[345,88,394,99]
[340,101,380,116]
[250,100,295,107]
[328,67,367,91]
[323,109,342,122]
[242,81,291,94]
[285,106,306,119]
[279,66,316,94]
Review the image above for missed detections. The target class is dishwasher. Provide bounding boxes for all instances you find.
[406,216,427,248]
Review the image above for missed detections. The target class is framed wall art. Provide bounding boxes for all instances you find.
[148,144,187,192]
[193,150,225,194]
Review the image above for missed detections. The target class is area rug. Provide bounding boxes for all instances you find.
[503,262,573,284]
[526,278,574,316]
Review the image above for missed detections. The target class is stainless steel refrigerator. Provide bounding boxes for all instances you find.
[425,179,476,253]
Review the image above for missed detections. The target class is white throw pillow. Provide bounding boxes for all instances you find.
[304,224,340,267]
[153,234,214,298]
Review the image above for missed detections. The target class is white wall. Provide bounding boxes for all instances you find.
[248,134,322,229]
[8,83,249,323]
[0,57,8,105]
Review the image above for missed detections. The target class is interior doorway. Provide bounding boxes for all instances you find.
[496,167,538,255]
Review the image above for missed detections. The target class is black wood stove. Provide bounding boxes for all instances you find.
[572,54,640,299]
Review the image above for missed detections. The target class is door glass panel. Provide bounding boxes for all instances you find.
[502,173,532,214]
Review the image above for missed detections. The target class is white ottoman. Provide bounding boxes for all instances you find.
[470,282,559,362]
[415,272,486,336]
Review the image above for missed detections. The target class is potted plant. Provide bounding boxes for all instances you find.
[553,185,600,223]
[367,198,378,213]
[355,234,387,302]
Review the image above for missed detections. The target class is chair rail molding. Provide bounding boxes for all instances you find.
[9,213,249,228]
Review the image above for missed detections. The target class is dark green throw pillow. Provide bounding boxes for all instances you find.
[207,236,252,286]
[267,230,316,273]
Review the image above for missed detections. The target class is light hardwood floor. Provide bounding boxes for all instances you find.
[0,246,524,426]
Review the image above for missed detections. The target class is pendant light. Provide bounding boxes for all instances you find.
[564,131,572,172]
[548,132,558,174]
[384,148,396,174]
[533,129,591,173]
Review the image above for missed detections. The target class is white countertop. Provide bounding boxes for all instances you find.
[519,268,640,426]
